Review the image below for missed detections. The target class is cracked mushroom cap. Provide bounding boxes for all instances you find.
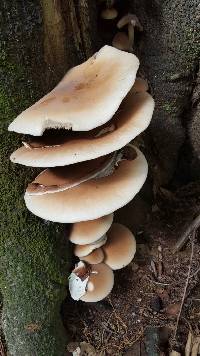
[8,45,139,136]
[10,89,154,167]
[80,263,114,302]
[69,214,113,245]
[24,145,148,223]
[81,248,104,264]
[103,223,136,270]
[74,235,107,258]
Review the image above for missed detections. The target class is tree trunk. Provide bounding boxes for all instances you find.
[0,1,97,355]
[0,0,199,355]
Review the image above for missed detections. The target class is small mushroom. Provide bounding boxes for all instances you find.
[8,46,139,135]
[80,263,114,302]
[131,77,148,93]
[101,7,118,20]
[69,214,113,245]
[112,32,131,52]
[117,14,143,52]
[81,248,104,264]
[74,234,107,258]
[102,223,136,270]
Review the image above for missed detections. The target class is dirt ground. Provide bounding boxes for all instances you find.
[63,192,200,356]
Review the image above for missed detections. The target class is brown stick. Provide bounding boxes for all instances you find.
[173,214,200,253]
[173,233,195,341]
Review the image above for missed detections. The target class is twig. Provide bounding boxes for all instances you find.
[173,233,195,340]
[173,214,200,253]
[185,331,193,356]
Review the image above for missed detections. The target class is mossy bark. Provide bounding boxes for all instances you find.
[0,1,97,355]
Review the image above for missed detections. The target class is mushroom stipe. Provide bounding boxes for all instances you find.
[9,45,155,302]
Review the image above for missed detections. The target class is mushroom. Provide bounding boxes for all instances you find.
[131,77,148,93]
[74,234,107,258]
[10,90,154,167]
[8,45,155,303]
[102,223,136,270]
[8,46,139,135]
[101,7,118,20]
[69,214,113,245]
[24,145,148,223]
[81,248,104,265]
[112,32,131,52]
[116,14,143,52]
[79,263,114,302]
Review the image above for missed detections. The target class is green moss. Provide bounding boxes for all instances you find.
[0,2,70,355]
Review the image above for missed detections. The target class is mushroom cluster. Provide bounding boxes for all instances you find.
[9,45,154,302]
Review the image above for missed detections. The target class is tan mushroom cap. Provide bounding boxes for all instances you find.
[69,214,113,245]
[24,145,148,223]
[8,46,139,136]
[80,263,114,302]
[101,8,118,19]
[81,248,104,264]
[10,90,154,167]
[103,223,136,270]
[112,32,131,51]
[74,235,107,258]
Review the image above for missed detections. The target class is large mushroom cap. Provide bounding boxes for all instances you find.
[69,214,113,245]
[24,145,148,223]
[8,46,139,136]
[80,263,114,302]
[103,223,136,270]
[10,91,154,167]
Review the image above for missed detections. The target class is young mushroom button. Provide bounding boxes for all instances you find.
[103,223,136,270]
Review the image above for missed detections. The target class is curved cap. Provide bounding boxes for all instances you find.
[24,145,148,223]
[80,263,114,302]
[101,8,118,19]
[8,46,139,135]
[103,223,136,270]
[74,235,107,258]
[10,91,154,167]
[112,32,131,51]
[69,214,113,245]
[81,248,104,264]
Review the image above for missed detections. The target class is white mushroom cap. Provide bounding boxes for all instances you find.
[112,32,131,51]
[69,214,113,245]
[24,145,148,223]
[80,263,114,302]
[81,248,104,264]
[8,46,139,135]
[74,235,107,258]
[101,8,118,19]
[103,223,136,270]
[10,91,154,167]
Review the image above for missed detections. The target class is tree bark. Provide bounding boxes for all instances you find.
[0,1,97,355]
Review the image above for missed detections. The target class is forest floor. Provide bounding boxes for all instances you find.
[64,196,200,356]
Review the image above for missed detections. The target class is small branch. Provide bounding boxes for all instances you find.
[173,234,195,341]
[173,214,200,253]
